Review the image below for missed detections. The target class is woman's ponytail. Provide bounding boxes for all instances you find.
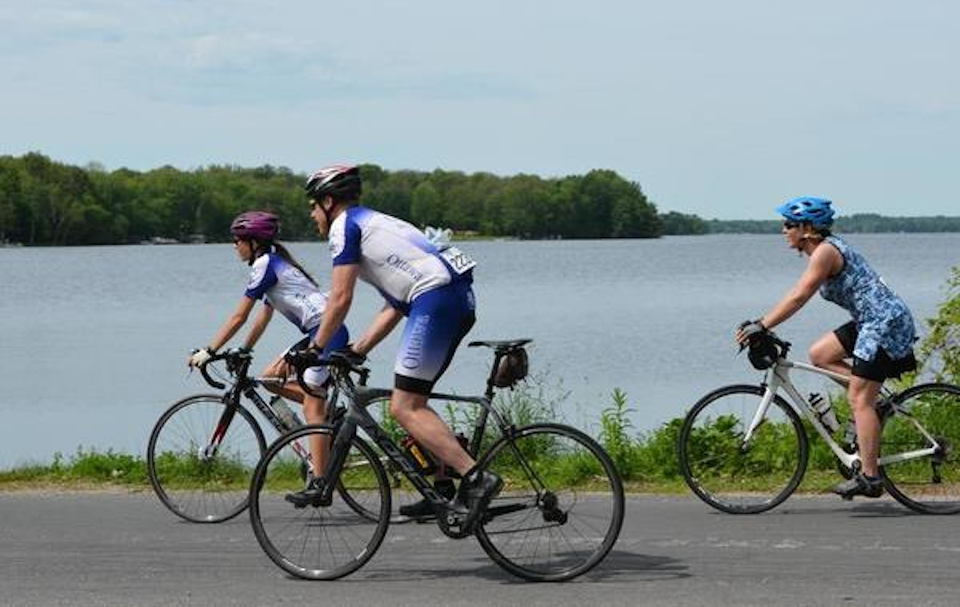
[273,242,319,287]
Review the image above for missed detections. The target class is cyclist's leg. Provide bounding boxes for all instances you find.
[809,322,854,380]
[297,325,350,482]
[390,281,476,476]
[390,389,475,474]
[848,375,883,476]
[390,281,499,523]
[392,387,500,528]
[260,351,306,403]
[833,353,888,498]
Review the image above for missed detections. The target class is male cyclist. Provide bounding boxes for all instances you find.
[737,197,917,499]
[286,164,501,529]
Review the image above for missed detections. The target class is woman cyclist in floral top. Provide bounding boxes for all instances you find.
[737,197,917,499]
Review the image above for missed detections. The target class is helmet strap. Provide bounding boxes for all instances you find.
[321,196,341,225]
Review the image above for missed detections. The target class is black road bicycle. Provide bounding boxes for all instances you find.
[146,350,306,523]
[147,350,429,524]
[248,339,625,581]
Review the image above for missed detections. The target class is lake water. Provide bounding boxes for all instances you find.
[1,233,957,468]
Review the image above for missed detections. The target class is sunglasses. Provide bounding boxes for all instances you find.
[782,221,801,230]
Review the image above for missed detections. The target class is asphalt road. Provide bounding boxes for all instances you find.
[2,491,960,606]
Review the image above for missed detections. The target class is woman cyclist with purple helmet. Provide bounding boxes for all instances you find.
[736,197,917,499]
[187,211,349,475]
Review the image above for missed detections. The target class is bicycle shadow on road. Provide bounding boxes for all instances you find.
[725,501,917,518]
[846,502,930,518]
[356,550,689,584]
[773,502,922,518]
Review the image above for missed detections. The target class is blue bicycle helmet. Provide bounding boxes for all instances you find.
[775,196,835,228]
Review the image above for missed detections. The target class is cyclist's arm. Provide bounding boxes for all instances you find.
[760,243,840,329]
[242,304,273,350]
[207,296,258,352]
[311,263,359,350]
[352,304,404,356]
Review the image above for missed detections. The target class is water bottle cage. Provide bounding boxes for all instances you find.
[401,436,437,475]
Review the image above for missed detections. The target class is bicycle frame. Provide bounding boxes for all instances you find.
[745,356,940,470]
[204,356,311,463]
[310,347,542,531]
[314,381,503,514]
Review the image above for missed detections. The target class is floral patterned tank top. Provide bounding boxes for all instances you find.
[818,235,916,361]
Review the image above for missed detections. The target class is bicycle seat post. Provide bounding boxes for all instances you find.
[484,350,505,400]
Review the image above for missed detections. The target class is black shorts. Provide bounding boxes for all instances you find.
[834,321,917,383]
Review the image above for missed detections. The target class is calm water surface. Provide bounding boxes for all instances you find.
[1,233,957,467]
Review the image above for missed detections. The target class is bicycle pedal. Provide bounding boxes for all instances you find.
[284,493,331,508]
[285,497,308,509]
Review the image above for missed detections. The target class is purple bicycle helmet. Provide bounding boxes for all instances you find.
[230,211,280,241]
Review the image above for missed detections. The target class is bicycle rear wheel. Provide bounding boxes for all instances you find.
[881,383,960,514]
[678,384,808,514]
[249,425,391,580]
[474,423,624,582]
[147,394,265,523]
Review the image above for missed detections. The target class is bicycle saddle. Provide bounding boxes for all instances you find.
[468,338,532,351]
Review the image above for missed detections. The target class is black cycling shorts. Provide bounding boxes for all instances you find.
[834,321,917,383]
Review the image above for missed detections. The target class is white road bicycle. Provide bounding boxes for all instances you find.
[677,330,960,514]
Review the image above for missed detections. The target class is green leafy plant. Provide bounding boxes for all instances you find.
[919,266,960,384]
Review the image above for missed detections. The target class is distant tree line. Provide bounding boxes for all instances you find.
[708,214,960,234]
[0,153,665,245]
[2,153,956,246]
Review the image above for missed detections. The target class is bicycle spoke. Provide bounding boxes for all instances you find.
[148,395,264,523]
[881,383,960,514]
[678,384,808,514]
[249,426,391,580]
[475,424,624,581]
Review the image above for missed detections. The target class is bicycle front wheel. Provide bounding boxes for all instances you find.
[147,394,265,523]
[249,425,391,580]
[474,423,624,582]
[678,384,808,514]
[881,383,960,514]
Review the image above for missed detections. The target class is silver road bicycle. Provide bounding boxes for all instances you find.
[678,330,960,514]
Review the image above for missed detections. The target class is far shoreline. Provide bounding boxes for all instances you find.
[4,230,960,250]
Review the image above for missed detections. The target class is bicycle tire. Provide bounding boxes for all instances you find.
[474,423,625,582]
[249,424,391,580]
[881,383,960,514]
[147,394,266,523]
[678,384,809,514]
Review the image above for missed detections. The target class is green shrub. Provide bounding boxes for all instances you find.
[919,266,960,384]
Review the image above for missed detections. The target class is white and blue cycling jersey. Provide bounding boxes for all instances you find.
[245,251,349,388]
[329,206,476,314]
[327,206,477,393]
[245,252,327,333]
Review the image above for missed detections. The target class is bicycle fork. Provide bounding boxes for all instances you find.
[203,393,241,460]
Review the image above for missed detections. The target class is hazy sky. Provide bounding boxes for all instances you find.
[2,1,957,219]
